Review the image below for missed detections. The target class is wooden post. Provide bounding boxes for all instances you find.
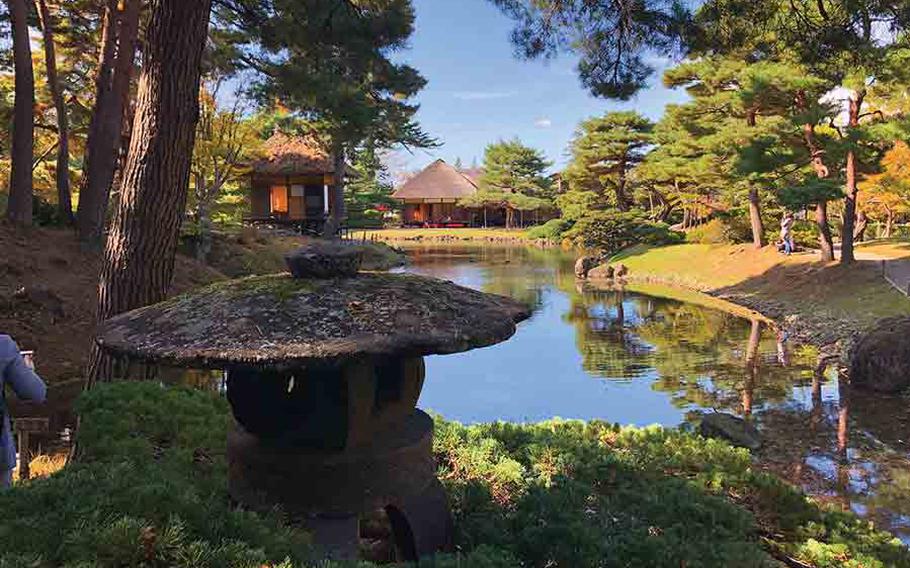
[13,418,50,481]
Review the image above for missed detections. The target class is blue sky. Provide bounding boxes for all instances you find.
[393,0,690,174]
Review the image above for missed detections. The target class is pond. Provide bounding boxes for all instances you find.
[396,243,910,544]
[12,242,909,543]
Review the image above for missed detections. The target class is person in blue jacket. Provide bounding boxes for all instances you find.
[0,335,47,488]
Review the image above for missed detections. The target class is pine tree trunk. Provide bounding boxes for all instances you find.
[87,0,212,386]
[748,186,764,248]
[323,144,347,238]
[37,0,72,224]
[195,204,212,262]
[5,0,34,226]
[840,92,865,266]
[853,209,868,242]
[77,0,141,246]
[816,201,835,262]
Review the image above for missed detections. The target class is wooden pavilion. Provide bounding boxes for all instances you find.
[247,133,340,232]
[392,159,479,226]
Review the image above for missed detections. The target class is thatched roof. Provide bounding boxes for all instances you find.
[96,273,530,370]
[251,133,334,176]
[392,159,478,201]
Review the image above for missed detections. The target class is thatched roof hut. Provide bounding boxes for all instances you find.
[392,159,480,225]
[248,133,339,224]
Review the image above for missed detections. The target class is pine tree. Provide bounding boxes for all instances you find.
[77,0,141,246]
[475,139,551,228]
[491,0,691,99]
[692,0,910,263]
[217,0,436,237]
[5,0,34,225]
[36,0,73,224]
[480,139,552,197]
[89,0,212,384]
[564,112,653,213]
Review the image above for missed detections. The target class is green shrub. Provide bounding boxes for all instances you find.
[792,219,819,248]
[525,218,574,240]
[718,213,757,244]
[686,219,730,244]
[2,384,907,567]
[0,383,313,568]
[566,211,683,254]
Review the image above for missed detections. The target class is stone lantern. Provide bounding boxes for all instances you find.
[96,243,530,561]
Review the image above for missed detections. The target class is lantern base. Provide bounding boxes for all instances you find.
[227,409,453,561]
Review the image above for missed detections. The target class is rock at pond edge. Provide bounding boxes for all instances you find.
[699,412,762,451]
[850,316,910,394]
[574,256,600,279]
[285,241,362,279]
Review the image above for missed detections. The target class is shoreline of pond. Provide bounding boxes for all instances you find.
[591,273,844,361]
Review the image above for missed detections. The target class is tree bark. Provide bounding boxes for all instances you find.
[5,0,34,226]
[885,209,894,239]
[853,209,868,242]
[77,0,141,246]
[37,0,72,224]
[841,91,865,265]
[748,186,764,248]
[816,201,835,262]
[87,0,213,386]
[323,144,347,238]
[795,90,838,262]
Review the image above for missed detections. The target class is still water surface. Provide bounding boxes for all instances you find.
[398,243,910,543]
[18,243,910,542]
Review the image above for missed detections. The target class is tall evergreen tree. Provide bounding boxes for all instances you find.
[491,0,691,99]
[692,0,910,263]
[480,139,551,194]
[217,0,435,237]
[77,0,141,246]
[5,0,34,225]
[36,0,73,224]
[564,112,653,212]
[88,0,212,384]
[636,105,729,229]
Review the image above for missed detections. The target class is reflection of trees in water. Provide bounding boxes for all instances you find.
[404,244,574,313]
[566,288,656,378]
[567,289,809,416]
[757,366,910,538]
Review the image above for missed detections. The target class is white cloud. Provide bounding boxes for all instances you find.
[452,91,516,101]
[535,117,553,128]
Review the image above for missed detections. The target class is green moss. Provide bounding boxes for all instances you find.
[201,274,318,302]
[1,384,906,567]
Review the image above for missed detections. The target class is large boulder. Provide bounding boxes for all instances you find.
[285,241,362,279]
[587,264,615,279]
[699,413,762,451]
[850,317,910,394]
[574,256,600,279]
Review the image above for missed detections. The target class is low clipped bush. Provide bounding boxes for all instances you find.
[525,218,574,240]
[686,219,730,244]
[2,383,907,567]
[566,211,683,254]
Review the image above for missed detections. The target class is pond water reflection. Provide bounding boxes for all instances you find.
[397,243,910,543]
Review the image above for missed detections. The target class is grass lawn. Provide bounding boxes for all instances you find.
[856,238,910,260]
[609,243,910,346]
